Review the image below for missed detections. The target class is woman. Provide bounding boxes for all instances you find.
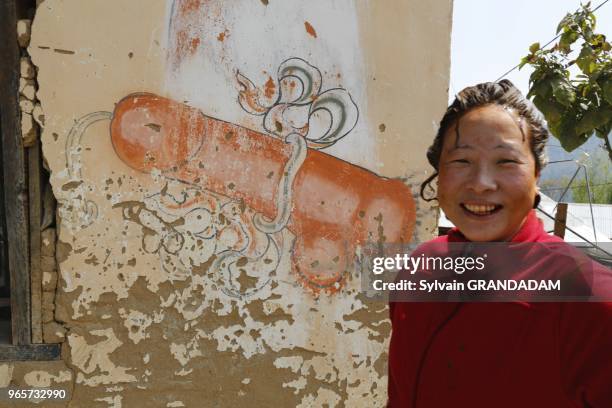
[388,80,612,407]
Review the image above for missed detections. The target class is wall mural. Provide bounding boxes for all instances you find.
[62,56,415,297]
[27,0,451,404]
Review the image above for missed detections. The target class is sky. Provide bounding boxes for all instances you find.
[450,0,612,100]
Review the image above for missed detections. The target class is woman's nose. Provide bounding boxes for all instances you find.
[467,166,498,193]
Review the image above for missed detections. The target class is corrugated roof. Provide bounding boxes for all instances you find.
[563,203,612,241]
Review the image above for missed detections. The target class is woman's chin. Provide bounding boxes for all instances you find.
[454,219,510,242]
[461,230,505,242]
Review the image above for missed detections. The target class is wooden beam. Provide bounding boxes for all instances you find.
[29,141,42,343]
[0,157,7,295]
[0,0,32,345]
[0,343,60,361]
[0,191,7,296]
[554,203,568,239]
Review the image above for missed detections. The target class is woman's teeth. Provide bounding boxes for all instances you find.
[464,204,498,215]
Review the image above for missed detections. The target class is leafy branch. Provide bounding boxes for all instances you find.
[520,2,612,161]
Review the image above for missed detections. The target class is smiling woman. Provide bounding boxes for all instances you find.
[437,104,538,242]
[421,80,549,242]
[388,80,612,408]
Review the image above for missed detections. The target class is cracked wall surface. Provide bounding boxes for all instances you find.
[2,0,452,406]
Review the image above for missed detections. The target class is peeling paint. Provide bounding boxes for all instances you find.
[298,388,342,407]
[95,394,123,407]
[304,21,318,38]
[68,328,137,386]
[22,0,452,406]
[0,364,14,387]
[24,370,72,387]
[119,308,161,344]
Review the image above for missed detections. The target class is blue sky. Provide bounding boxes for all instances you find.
[450,0,612,100]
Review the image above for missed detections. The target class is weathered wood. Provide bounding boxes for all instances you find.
[0,0,32,345]
[29,142,42,343]
[0,158,7,295]
[0,177,7,296]
[0,343,60,361]
[554,202,568,239]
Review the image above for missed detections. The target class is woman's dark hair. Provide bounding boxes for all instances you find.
[420,79,551,201]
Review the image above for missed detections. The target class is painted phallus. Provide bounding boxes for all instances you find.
[62,58,416,296]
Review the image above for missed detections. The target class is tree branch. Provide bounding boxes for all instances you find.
[604,131,612,162]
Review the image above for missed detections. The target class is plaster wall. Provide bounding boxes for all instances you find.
[2,1,452,406]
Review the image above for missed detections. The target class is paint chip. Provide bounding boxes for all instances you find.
[264,76,276,99]
[304,21,317,38]
[379,123,386,132]
[145,123,161,132]
[54,48,75,55]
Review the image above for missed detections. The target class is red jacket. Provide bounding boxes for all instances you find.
[388,211,612,407]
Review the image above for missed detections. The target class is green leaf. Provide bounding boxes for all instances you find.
[557,13,573,34]
[575,107,612,135]
[519,56,531,70]
[583,25,594,42]
[558,133,589,152]
[529,42,540,54]
[554,116,588,152]
[587,11,596,30]
[551,77,576,107]
[595,124,612,139]
[559,30,579,53]
[533,95,564,122]
[576,44,596,74]
[603,79,612,105]
[528,73,555,99]
[591,34,605,48]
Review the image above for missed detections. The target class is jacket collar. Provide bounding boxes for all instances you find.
[446,210,546,243]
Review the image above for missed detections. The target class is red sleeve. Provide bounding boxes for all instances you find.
[559,302,612,406]
[387,300,400,407]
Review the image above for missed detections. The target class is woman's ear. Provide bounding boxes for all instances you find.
[533,192,541,209]
[533,170,541,208]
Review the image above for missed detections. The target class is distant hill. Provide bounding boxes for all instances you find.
[539,135,611,203]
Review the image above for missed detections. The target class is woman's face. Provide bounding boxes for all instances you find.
[437,104,538,242]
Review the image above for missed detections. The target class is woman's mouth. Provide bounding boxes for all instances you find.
[461,203,503,216]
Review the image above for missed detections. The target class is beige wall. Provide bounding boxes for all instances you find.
[1,0,452,406]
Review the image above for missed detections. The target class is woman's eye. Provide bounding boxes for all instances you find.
[497,159,519,164]
[450,159,469,164]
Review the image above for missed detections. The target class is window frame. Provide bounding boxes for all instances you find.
[0,0,60,361]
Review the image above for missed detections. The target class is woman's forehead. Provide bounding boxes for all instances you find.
[444,105,527,149]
